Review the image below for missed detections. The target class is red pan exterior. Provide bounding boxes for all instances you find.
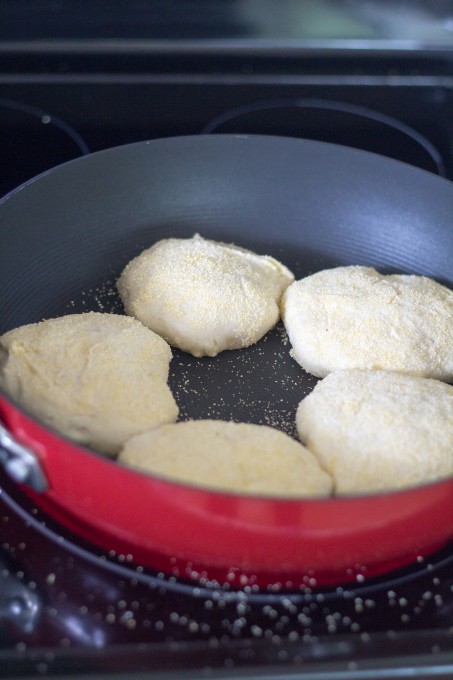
[2,395,452,589]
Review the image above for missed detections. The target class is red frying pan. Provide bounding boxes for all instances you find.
[0,135,452,589]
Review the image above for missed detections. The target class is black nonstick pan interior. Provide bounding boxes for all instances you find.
[0,134,452,443]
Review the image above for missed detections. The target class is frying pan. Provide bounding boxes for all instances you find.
[0,134,452,589]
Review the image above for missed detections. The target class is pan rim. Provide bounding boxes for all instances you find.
[3,132,453,209]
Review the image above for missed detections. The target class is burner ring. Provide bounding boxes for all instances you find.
[201,96,445,177]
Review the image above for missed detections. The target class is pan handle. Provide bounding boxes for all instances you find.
[0,423,48,492]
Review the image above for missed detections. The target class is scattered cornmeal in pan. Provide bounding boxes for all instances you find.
[281,266,453,381]
[0,312,178,455]
[119,419,333,496]
[296,369,453,495]
[117,233,294,357]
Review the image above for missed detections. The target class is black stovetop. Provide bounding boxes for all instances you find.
[1,5,453,676]
[0,470,452,679]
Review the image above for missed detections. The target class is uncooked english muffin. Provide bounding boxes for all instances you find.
[119,419,333,496]
[281,266,453,380]
[0,312,179,455]
[296,369,453,494]
[117,234,294,357]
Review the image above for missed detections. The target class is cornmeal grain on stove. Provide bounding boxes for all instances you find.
[119,419,333,496]
[281,266,453,380]
[117,234,294,357]
[296,369,453,494]
[0,312,178,455]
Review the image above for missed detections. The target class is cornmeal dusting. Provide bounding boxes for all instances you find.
[297,369,453,494]
[117,234,294,357]
[119,419,333,496]
[0,312,178,454]
[282,266,453,380]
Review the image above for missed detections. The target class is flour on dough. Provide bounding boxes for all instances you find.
[119,419,333,496]
[117,234,294,357]
[0,312,179,454]
[296,369,453,494]
[281,266,453,380]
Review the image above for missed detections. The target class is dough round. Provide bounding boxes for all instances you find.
[0,312,179,454]
[281,266,453,380]
[296,369,453,494]
[119,419,333,497]
[117,234,294,357]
